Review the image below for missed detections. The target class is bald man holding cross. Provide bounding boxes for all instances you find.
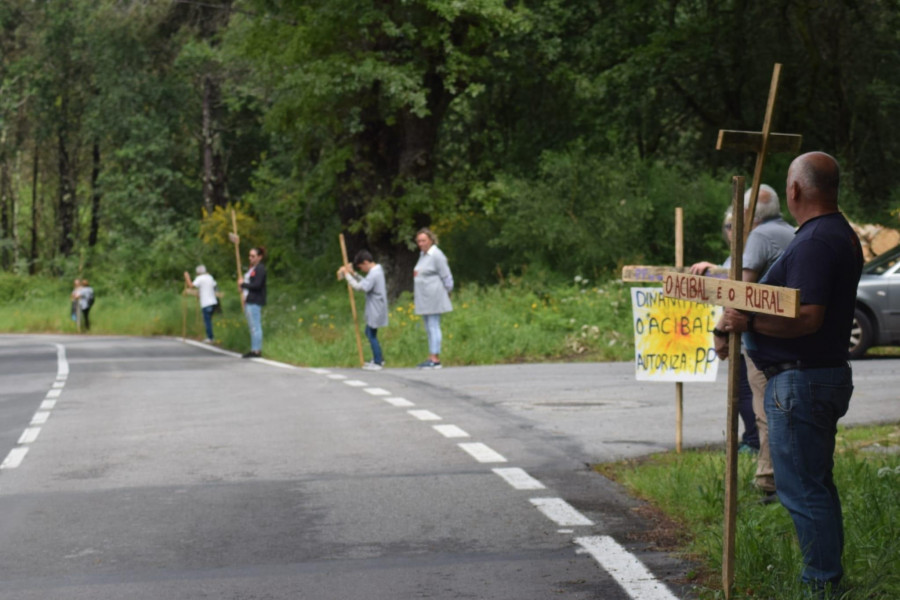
[720,152,863,596]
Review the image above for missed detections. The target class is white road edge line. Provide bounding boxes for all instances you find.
[251,357,302,370]
[180,338,242,358]
[1,447,29,469]
[492,467,546,490]
[575,536,679,600]
[458,442,507,463]
[408,410,442,421]
[530,498,594,526]
[433,424,469,438]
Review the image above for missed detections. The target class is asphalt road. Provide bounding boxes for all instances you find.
[1,334,898,600]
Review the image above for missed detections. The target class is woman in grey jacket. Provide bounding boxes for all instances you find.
[413,228,453,369]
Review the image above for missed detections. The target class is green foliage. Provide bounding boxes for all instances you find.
[5,0,900,291]
[600,425,900,599]
[0,272,635,366]
[488,147,732,278]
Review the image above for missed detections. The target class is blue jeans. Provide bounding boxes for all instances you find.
[422,314,442,356]
[738,355,759,448]
[765,365,852,588]
[202,305,215,340]
[244,303,263,352]
[365,325,383,365]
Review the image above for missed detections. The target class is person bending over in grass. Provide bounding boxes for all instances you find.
[338,250,388,370]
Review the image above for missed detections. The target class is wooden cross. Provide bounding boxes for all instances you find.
[661,179,799,600]
[717,63,802,242]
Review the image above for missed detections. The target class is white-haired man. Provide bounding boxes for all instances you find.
[711,183,795,501]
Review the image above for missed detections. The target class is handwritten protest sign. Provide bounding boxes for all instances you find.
[662,272,798,317]
[631,287,721,382]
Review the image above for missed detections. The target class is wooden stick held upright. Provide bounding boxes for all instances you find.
[230,209,245,310]
[339,234,366,367]
[181,280,188,341]
[722,176,746,599]
[674,207,684,453]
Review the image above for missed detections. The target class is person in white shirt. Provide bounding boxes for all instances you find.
[183,265,218,343]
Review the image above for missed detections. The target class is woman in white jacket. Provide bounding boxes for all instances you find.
[413,228,453,369]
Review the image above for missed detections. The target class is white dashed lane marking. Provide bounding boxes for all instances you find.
[363,387,391,396]
[530,498,594,526]
[18,428,41,445]
[408,409,441,421]
[433,424,469,438]
[30,412,50,426]
[343,380,368,387]
[458,442,507,463]
[493,467,546,490]
[384,397,415,407]
[575,536,680,600]
[296,360,677,599]
[0,447,28,470]
[1,343,68,471]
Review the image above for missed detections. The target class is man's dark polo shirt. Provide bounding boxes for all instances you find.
[748,212,863,369]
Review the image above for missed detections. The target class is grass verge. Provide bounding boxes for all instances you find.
[1,273,636,365]
[596,423,900,599]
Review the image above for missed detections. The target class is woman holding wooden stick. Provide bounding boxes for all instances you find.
[238,246,267,358]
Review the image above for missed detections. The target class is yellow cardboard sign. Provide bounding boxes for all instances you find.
[631,287,721,382]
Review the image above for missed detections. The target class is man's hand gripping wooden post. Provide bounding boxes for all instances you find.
[661,177,799,598]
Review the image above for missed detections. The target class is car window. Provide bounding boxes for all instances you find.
[863,245,900,275]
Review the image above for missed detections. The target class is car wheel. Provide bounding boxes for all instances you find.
[848,309,873,360]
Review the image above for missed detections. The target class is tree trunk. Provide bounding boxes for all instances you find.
[89,141,101,247]
[30,151,38,274]
[57,120,76,257]
[202,74,227,213]
[0,159,10,270]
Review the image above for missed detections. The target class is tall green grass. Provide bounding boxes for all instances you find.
[7,272,897,364]
[1,272,636,365]
[598,424,900,599]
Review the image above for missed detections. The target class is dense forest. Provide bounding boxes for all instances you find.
[1,0,899,294]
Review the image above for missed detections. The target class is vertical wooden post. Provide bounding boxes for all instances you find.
[231,209,245,311]
[339,234,366,367]
[181,284,188,341]
[722,176,746,598]
[674,207,684,454]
